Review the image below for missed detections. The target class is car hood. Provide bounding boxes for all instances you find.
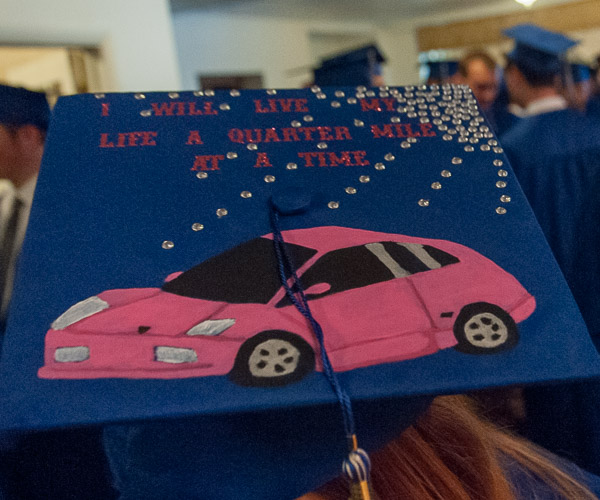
[60,288,234,337]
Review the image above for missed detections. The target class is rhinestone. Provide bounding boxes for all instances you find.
[500,195,511,203]
[458,137,468,143]
[291,120,302,127]
[357,86,367,92]
[226,152,238,159]
[94,93,105,99]
[316,93,327,99]
[328,201,340,209]
[480,145,491,151]
[418,199,430,207]
[452,157,463,165]
[230,89,241,96]
[431,182,442,190]
[379,91,389,98]
[443,134,452,141]
[168,92,180,99]
[311,85,321,93]
[303,115,314,122]
[496,181,507,188]
[205,90,215,97]
[219,103,230,111]
[193,91,204,96]
[488,139,498,146]
[286,162,298,170]
[496,207,507,215]
[384,153,395,161]
[366,90,375,97]
[356,93,365,99]
[267,89,277,95]
[359,176,370,183]
[216,208,228,217]
[438,124,448,131]
[264,175,276,183]
[464,145,475,152]
[345,187,357,194]
[441,170,452,177]
[196,172,208,179]
[162,241,174,249]
[347,97,357,104]
[335,90,345,97]
[247,143,258,150]
[407,112,417,118]
[493,147,504,153]
[192,223,204,231]
[493,159,504,167]
[433,119,443,125]
[420,117,430,123]
[407,137,417,143]
[354,119,364,127]
[391,116,401,123]
[374,163,385,170]
[140,109,152,117]
[331,101,341,108]
[401,141,411,148]
[469,137,479,144]
[134,93,145,99]
[498,170,508,177]
[317,142,328,149]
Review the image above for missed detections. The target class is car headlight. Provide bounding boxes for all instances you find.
[51,296,109,330]
[186,318,235,336]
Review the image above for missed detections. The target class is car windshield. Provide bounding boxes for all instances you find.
[162,237,317,303]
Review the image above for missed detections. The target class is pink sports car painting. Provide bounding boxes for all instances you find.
[38,226,536,386]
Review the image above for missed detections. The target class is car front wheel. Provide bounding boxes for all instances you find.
[453,302,519,354]
[229,330,315,387]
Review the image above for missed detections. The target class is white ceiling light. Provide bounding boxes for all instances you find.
[514,0,537,7]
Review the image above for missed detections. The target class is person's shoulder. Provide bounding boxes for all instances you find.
[503,455,600,499]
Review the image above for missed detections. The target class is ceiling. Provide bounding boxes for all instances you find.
[169,0,575,22]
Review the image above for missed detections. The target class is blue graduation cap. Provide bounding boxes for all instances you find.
[314,45,385,87]
[425,61,459,84]
[570,62,592,83]
[1,86,600,499]
[0,84,50,131]
[504,23,578,78]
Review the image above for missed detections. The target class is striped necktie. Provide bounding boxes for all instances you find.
[0,197,23,315]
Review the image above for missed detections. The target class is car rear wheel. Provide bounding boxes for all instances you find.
[229,330,315,387]
[453,302,518,354]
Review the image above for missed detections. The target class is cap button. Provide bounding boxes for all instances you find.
[270,187,313,215]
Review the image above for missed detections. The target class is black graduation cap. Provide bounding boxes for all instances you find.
[504,23,578,78]
[313,45,385,87]
[0,84,50,131]
[1,85,599,499]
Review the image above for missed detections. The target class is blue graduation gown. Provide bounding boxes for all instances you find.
[501,108,600,475]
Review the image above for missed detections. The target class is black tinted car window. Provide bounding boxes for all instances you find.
[276,245,394,307]
[162,237,317,304]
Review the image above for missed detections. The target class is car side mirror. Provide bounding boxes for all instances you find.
[164,271,183,283]
[303,282,332,296]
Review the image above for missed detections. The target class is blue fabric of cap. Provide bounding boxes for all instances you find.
[570,63,592,83]
[0,84,50,131]
[504,24,578,77]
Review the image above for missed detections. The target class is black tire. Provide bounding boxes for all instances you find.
[453,302,519,354]
[229,330,315,387]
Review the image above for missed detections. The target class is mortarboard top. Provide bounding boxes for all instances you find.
[503,23,578,78]
[425,61,459,83]
[0,84,50,131]
[1,85,600,499]
[314,45,385,87]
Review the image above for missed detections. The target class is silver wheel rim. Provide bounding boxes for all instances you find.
[248,338,300,378]
[463,312,508,348]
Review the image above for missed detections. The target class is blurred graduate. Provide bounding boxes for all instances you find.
[501,23,600,475]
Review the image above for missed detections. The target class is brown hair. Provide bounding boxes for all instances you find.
[459,51,497,77]
[311,395,597,500]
